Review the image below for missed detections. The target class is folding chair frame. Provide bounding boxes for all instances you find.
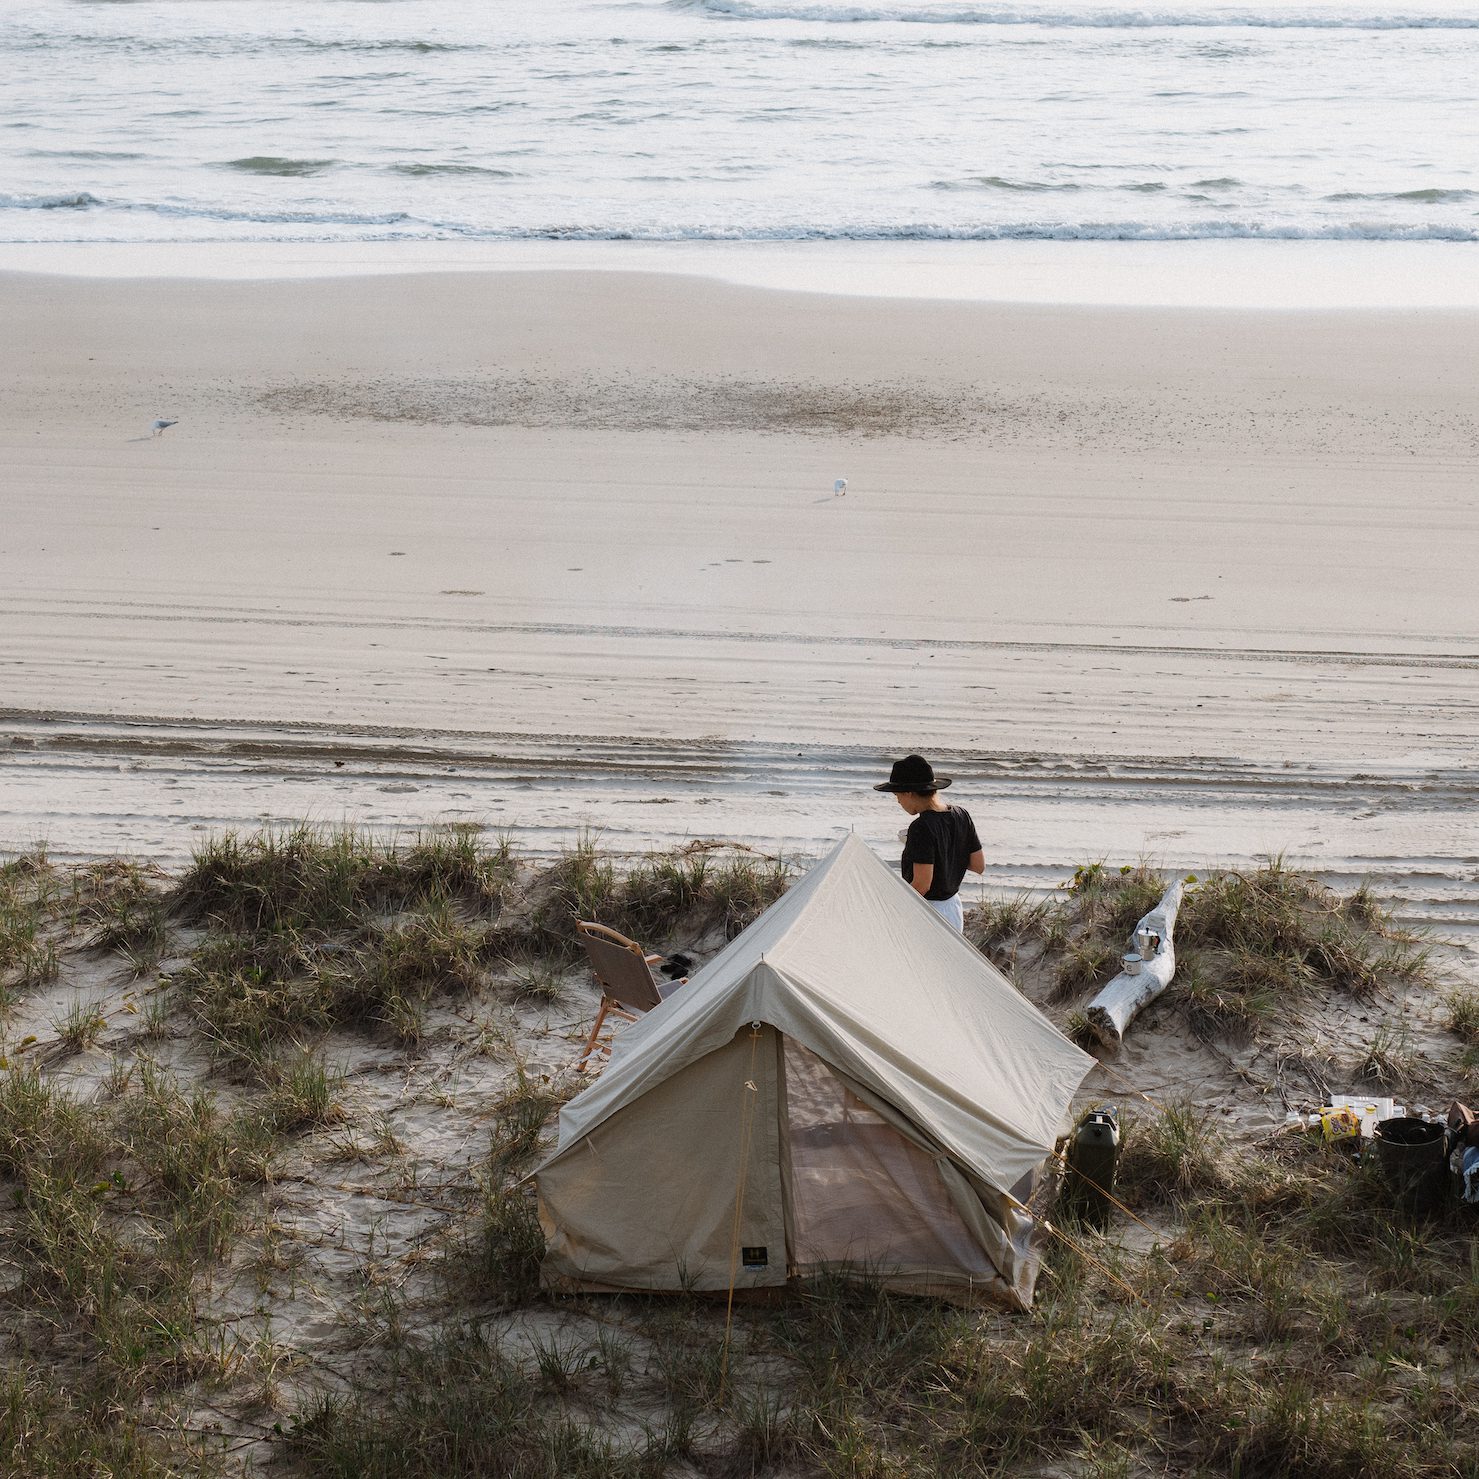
[574,920,668,1072]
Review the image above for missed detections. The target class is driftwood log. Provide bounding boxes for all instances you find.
[1085,880,1184,1052]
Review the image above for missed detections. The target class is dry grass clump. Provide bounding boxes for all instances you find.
[176,828,510,1064]
[0,1360,207,1479]
[456,1065,575,1308]
[0,849,62,993]
[3,855,176,995]
[1051,937,1116,1003]
[173,827,784,1065]
[965,893,1064,969]
[259,1048,346,1134]
[175,823,513,934]
[0,1067,226,1414]
[184,905,491,1065]
[463,1179,546,1311]
[0,1043,354,1473]
[1445,986,1479,1045]
[486,1065,566,1176]
[51,997,108,1054]
[1063,862,1167,941]
[1356,1021,1421,1090]
[1173,860,1433,1042]
[976,858,1437,1047]
[1115,1101,1242,1206]
[287,1323,676,1479]
[320,903,486,1047]
[516,837,791,964]
[76,860,173,975]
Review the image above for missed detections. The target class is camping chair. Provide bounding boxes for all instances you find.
[575,921,685,1072]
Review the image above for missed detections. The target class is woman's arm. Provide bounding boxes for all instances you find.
[910,862,934,896]
[967,850,986,875]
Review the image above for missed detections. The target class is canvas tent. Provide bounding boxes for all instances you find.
[536,833,1097,1309]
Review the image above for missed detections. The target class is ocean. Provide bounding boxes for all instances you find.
[4,0,1478,246]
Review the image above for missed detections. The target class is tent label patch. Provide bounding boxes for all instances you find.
[742,1246,768,1269]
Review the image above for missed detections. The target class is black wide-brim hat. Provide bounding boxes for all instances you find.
[873,754,952,793]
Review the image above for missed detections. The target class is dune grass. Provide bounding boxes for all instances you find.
[174,823,514,934]
[517,836,792,963]
[1446,986,1479,1046]
[0,850,62,993]
[0,1066,221,1416]
[77,861,173,975]
[456,1062,574,1308]
[173,827,787,1065]
[3,854,179,998]
[298,1149,1479,1478]
[175,827,510,1065]
[0,1360,218,1479]
[967,857,1436,1046]
[1,829,1471,1478]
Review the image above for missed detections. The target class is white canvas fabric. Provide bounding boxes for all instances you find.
[540,1024,788,1292]
[537,832,1097,1305]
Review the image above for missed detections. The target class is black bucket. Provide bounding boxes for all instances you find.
[1372,1117,1447,1214]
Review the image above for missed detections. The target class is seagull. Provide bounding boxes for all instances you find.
[150,419,177,437]
[833,477,847,496]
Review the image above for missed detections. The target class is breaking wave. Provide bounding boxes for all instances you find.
[3,192,1476,242]
[0,191,102,210]
[671,0,1479,26]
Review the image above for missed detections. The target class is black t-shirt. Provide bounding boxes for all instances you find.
[901,806,982,901]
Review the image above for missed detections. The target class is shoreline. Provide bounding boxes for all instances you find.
[3,239,1479,309]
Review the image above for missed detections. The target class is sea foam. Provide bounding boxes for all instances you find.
[674,0,1479,24]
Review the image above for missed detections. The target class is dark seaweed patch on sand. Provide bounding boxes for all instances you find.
[257,373,994,439]
[256,371,1479,454]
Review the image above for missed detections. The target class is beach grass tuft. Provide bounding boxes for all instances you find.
[1116,1100,1239,1204]
[1444,986,1479,1045]
[980,858,1442,1044]
[52,997,108,1054]
[175,823,513,934]
[0,859,61,993]
[520,837,791,963]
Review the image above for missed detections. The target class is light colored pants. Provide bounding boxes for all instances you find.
[927,895,964,932]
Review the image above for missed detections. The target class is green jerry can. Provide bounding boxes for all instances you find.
[1064,1106,1120,1230]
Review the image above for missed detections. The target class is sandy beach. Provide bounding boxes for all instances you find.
[2,265,1476,938]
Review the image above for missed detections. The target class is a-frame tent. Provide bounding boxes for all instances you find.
[536,833,1096,1308]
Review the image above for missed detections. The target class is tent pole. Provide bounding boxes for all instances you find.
[719,1023,765,1403]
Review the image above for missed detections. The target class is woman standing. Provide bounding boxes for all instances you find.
[874,754,984,932]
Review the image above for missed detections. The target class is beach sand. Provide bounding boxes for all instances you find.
[1,266,1476,941]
